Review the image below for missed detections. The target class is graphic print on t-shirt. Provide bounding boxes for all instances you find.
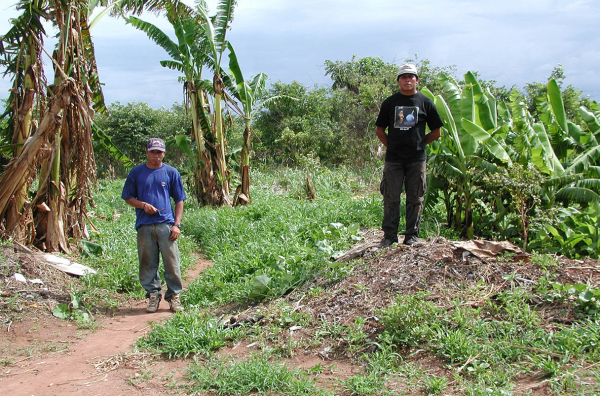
[394,106,418,130]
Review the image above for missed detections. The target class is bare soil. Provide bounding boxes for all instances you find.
[1,232,599,395]
[0,244,208,395]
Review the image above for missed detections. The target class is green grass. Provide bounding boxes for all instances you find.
[183,167,383,306]
[81,167,600,394]
[378,287,600,394]
[187,353,328,395]
[136,310,241,358]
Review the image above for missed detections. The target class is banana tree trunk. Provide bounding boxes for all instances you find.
[5,35,39,237]
[0,83,71,221]
[45,131,69,253]
[213,74,231,206]
[236,120,252,206]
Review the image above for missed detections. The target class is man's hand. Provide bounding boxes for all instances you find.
[170,225,180,241]
[142,202,158,215]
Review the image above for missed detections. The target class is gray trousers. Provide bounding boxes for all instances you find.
[380,160,427,241]
[137,223,183,301]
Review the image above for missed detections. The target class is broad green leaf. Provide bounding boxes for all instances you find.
[532,122,564,175]
[565,146,600,174]
[579,106,600,136]
[461,84,475,124]
[53,304,71,319]
[461,119,511,164]
[438,73,462,122]
[91,123,134,168]
[420,86,435,102]
[128,16,182,63]
[547,79,568,132]
[464,72,495,130]
[175,135,194,159]
[80,240,103,257]
[555,187,600,204]
[543,223,565,244]
[249,274,272,299]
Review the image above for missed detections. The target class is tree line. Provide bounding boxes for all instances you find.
[0,0,598,259]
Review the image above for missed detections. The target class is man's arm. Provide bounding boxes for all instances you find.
[170,200,184,241]
[376,126,388,147]
[124,198,158,215]
[424,128,441,144]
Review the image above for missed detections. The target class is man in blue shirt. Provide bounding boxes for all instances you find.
[122,138,186,313]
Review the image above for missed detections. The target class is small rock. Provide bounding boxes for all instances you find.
[13,273,27,283]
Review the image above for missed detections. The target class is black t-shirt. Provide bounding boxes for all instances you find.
[375,91,444,163]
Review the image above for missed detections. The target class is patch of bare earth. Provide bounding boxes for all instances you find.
[0,244,209,395]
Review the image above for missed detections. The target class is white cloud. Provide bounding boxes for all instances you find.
[2,0,599,107]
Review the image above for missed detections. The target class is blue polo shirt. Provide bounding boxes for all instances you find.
[121,163,186,229]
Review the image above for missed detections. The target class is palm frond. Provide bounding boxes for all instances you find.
[565,146,600,175]
[575,178,600,190]
[111,0,192,17]
[214,0,237,53]
[160,59,185,73]
[555,187,600,204]
[127,16,182,62]
[543,173,584,189]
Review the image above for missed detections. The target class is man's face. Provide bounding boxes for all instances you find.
[398,74,418,94]
[146,149,165,166]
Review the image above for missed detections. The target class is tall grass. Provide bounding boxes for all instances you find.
[183,167,382,306]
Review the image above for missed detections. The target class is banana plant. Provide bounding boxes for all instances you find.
[196,0,237,206]
[425,73,510,239]
[227,43,289,205]
[0,0,107,252]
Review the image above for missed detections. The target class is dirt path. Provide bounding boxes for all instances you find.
[0,259,210,396]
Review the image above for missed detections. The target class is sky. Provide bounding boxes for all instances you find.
[1,0,599,109]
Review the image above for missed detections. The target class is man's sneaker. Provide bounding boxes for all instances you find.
[404,235,419,246]
[169,294,184,313]
[378,238,396,248]
[146,292,161,313]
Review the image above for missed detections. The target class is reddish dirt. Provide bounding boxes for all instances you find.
[2,235,600,395]
[0,254,210,395]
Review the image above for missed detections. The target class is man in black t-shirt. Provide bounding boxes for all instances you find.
[375,64,443,246]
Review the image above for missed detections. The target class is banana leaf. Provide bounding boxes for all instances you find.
[461,119,512,164]
[547,78,568,132]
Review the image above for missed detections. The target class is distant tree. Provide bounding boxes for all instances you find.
[94,102,188,178]
[520,64,593,124]
[253,82,343,165]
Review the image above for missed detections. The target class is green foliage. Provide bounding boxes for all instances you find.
[482,163,543,250]
[533,203,600,258]
[187,353,327,395]
[378,286,600,392]
[93,102,189,178]
[136,311,234,358]
[379,292,441,346]
[545,282,600,317]
[342,370,389,396]
[183,167,381,305]
[52,291,93,324]
[254,82,345,166]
